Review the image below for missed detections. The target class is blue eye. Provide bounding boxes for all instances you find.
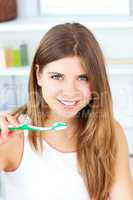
[79,76,89,81]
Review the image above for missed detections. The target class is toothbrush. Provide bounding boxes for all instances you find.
[0,122,67,132]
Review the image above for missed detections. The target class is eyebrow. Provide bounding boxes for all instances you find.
[48,72,88,76]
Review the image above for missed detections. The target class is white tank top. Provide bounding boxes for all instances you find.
[1,130,90,200]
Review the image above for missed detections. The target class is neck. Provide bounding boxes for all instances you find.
[42,116,79,152]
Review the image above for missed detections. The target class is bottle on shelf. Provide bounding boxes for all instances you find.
[12,44,22,67]
[20,41,29,66]
[4,48,13,67]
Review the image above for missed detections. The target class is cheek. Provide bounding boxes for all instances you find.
[84,83,92,95]
[41,84,59,99]
[81,84,92,103]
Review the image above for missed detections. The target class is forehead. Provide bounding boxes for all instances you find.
[43,56,87,74]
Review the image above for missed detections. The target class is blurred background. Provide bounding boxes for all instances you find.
[0,0,133,197]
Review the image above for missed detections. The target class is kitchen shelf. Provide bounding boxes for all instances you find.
[0,15,133,32]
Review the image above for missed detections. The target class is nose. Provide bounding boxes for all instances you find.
[62,81,79,98]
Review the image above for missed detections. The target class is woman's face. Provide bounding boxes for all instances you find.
[36,56,92,121]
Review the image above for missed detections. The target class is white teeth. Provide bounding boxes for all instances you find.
[60,101,77,106]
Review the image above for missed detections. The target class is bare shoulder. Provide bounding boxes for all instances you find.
[109,120,133,199]
[114,120,128,145]
[114,120,129,156]
[0,131,24,171]
[113,120,131,177]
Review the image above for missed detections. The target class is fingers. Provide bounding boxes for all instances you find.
[0,114,9,139]
[0,113,20,144]
[3,113,20,126]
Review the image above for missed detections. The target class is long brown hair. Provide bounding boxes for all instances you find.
[12,23,117,200]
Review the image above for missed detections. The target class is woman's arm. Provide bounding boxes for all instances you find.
[109,121,133,199]
[0,113,23,171]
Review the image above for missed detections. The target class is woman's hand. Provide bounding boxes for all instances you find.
[0,113,20,145]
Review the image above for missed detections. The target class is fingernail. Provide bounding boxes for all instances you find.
[8,131,13,135]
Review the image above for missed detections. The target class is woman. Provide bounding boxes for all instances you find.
[0,22,133,200]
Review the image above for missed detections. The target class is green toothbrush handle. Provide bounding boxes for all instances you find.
[7,127,24,131]
[0,124,27,132]
[0,123,67,133]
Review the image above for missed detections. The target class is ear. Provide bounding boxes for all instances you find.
[35,64,42,87]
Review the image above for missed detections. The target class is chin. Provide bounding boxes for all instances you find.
[55,111,78,120]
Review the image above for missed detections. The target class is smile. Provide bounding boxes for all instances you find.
[57,99,79,108]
